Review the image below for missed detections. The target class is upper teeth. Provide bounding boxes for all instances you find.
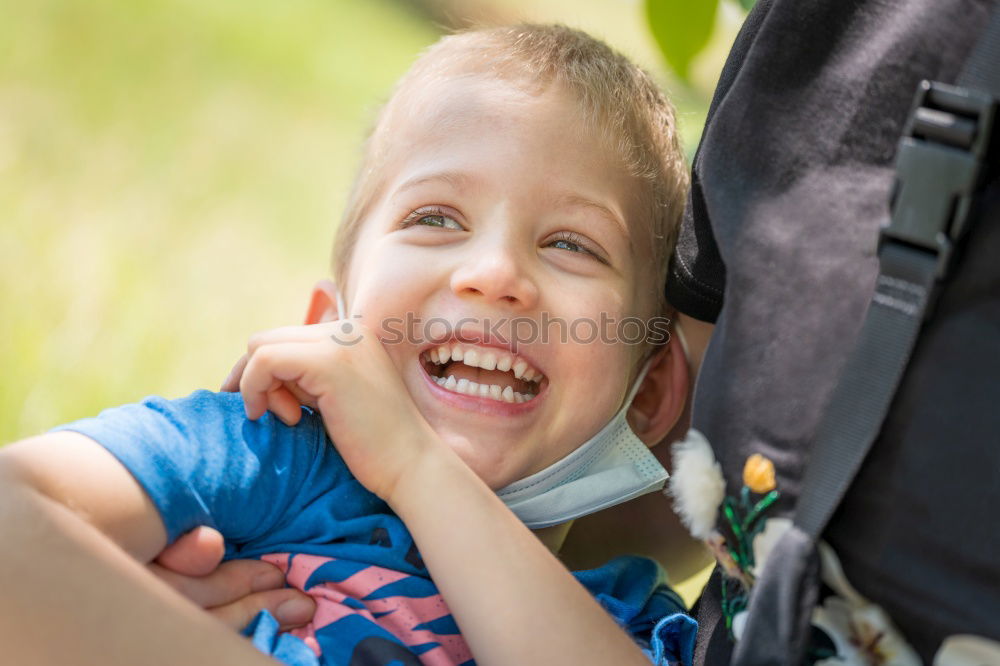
[425,343,543,382]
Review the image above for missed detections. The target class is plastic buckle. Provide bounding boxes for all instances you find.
[879,80,996,279]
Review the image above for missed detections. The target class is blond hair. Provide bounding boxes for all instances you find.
[332,24,688,318]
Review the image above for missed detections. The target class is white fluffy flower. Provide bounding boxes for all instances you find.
[751,517,792,577]
[667,429,726,539]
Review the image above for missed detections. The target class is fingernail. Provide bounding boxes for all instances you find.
[251,569,285,592]
[276,597,314,624]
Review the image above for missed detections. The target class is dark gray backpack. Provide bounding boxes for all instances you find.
[666,1,1000,662]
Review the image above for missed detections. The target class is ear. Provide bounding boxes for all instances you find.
[626,330,690,448]
[305,279,340,325]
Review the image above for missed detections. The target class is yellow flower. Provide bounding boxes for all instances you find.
[743,454,776,493]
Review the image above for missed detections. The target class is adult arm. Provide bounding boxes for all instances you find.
[151,526,315,631]
[0,431,280,665]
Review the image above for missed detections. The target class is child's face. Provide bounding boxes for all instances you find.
[343,74,657,490]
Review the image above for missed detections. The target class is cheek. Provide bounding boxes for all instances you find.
[542,283,630,347]
[348,238,433,321]
[543,344,633,454]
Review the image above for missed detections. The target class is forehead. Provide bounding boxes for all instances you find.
[379,73,647,232]
[391,72,559,145]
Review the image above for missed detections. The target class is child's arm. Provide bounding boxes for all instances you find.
[237,321,656,666]
[0,431,281,664]
[389,444,656,666]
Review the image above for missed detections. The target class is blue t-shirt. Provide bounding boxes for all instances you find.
[53,390,695,666]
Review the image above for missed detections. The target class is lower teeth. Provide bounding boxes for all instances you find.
[433,375,531,403]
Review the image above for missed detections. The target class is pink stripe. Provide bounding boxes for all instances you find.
[416,641,475,666]
[365,595,473,664]
[334,564,412,598]
[261,552,290,571]
[310,584,380,629]
[259,553,474,665]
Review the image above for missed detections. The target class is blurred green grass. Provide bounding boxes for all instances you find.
[1,0,725,443]
[1,0,441,440]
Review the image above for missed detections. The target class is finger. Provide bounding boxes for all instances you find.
[240,343,327,420]
[220,354,249,393]
[246,324,337,356]
[224,322,340,394]
[208,589,316,632]
[149,558,288,608]
[282,380,320,411]
[268,383,303,426]
[155,526,225,577]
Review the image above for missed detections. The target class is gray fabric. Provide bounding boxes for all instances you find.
[960,5,1000,93]
[667,0,1000,661]
[731,526,820,666]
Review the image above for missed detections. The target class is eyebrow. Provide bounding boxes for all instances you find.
[554,192,632,250]
[393,170,477,198]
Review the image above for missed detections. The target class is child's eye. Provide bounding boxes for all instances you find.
[546,232,608,264]
[401,206,464,230]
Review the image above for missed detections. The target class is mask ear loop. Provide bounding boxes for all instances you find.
[335,289,347,321]
[622,315,690,414]
[621,357,653,412]
[672,319,691,368]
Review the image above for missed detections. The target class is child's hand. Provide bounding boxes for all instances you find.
[227,322,447,502]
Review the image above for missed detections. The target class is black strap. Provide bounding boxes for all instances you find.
[960,7,1000,95]
[794,10,1000,539]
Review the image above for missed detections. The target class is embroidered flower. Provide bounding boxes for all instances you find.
[750,517,792,578]
[706,530,750,587]
[731,610,749,642]
[813,598,920,665]
[667,430,726,540]
[811,543,921,666]
[704,450,782,636]
[742,453,776,493]
[668,437,787,639]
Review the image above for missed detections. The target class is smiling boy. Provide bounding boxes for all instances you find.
[339,78,671,492]
[0,24,694,665]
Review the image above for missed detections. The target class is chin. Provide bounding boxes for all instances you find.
[440,432,519,490]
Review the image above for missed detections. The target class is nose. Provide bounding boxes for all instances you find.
[449,235,540,310]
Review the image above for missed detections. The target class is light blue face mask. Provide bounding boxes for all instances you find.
[495,359,669,529]
[335,290,672,530]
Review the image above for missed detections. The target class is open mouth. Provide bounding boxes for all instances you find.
[420,342,546,404]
